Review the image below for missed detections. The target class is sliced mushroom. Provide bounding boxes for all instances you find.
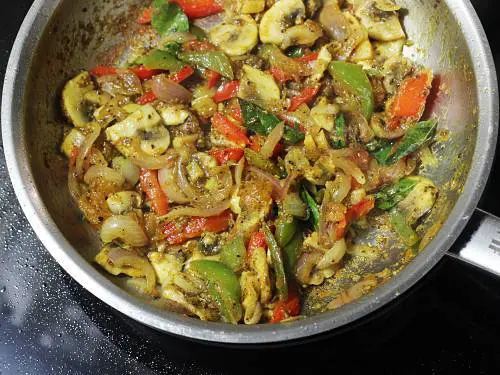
[62,71,95,128]
[355,0,405,41]
[237,65,281,109]
[61,128,85,158]
[281,20,324,49]
[140,126,171,157]
[209,15,259,56]
[237,0,266,14]
[373,38,405,62]
[396,177,438,225]
[350,38,374,62]
[259,0,306,46]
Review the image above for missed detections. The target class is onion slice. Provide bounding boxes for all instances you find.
[75,123,100,176]
[127,139,176,170]
[84,165,125,186]
[158,162,190,204]
[161,200,231,219]
[107,247,156,293]
[152,74,193,104]
[260,122,284,159]
[247,166,297,201]
[100,215,149,247]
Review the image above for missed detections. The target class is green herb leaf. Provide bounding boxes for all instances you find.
[286,46,306,58]
[178,51,234,79]
[190,25,208,40]
[331,113,346,149]
[151,1,189,37]
[389,209,419,247]
[283,123,305,144]
[375,177,419,210]
[134,50,184,72]
[240,100,304,145]
[300,186,320,230]
[387,119,438,164]
[160,41,182,56]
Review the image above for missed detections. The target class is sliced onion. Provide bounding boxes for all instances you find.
[158,162,190,204]
[194,167,233,207]
[247,166,283,200]
[296,252,322,285]
[176,154,196,198]
[193,13,225,33]
[160,32,197,44]
[107,247,156,292]
[161,200,231,219]
[328,172,351,203]
[75,123,100,176]
[127,139,176,170]
[100,215,149,247]
[260,122,284,159]
[319,1,350,41]
[112,157,141,185]
[234,156,245,189]
[152,74,192,104]
[98,69,143,96]
[248,166,297,202]
[317,238,347,270]
[330,157,366,185]
[67,165,81,203]
[84,165,125,186]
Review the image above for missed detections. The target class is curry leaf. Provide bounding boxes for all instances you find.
[178,51,234,79]
[152,1,189,37]
[366,138,395,165]
[387,119,438,164]
[375,177,419,210]
[300,186,320,230]
[331,113,346,149]
[240,100,304,145]
[134,50,184,72]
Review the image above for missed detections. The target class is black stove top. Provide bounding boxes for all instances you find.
[1,1,500,374]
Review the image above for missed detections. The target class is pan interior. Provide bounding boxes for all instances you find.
[19,0,484,333]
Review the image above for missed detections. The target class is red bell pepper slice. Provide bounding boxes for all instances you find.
[387,70,433,129]
[247,232,267,256]
[211,113,250,146]
[140,169,169,216]
[288,86,320,112]
[270,286,301,323]
[163,211,232,245]
[137,7,153,24]
[90,65,162,81]
[206,70,221,88]
[269,67,292,84]
[209,148,244,165]
[137,91,157,105]
[131,65,163,80]
[345,197,375,224]
[294,52,319,63]
[169,65,195,83]
[90,66,118,77]
[170,0,223,19]
[213,80,240,103]
[227,99,243,123]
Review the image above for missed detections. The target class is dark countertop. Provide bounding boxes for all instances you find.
[1,1,500,374]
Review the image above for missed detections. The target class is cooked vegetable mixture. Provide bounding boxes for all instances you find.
[61,0,439,324]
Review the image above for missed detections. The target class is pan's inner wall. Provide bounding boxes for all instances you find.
[22,0,478,310]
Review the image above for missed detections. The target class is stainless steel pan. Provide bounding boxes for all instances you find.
[2,0,499,344]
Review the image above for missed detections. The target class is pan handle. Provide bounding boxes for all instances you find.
[446,208,500,277]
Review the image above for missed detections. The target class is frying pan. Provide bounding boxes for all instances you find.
[2,0,499,344]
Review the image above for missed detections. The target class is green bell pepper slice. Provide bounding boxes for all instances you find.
[283,230,302,277]
[178,51,234,79]
[135,50,184,72]
[389,209,419,247]
[275,214,297,248]
[328,61,374,120]
[220,235,247,273]
[263,223,288,301]
[188,260,243,324]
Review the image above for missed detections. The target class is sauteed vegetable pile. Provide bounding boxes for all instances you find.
[61,0,439,324]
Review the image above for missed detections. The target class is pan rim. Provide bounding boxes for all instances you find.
[2,0,498,344]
